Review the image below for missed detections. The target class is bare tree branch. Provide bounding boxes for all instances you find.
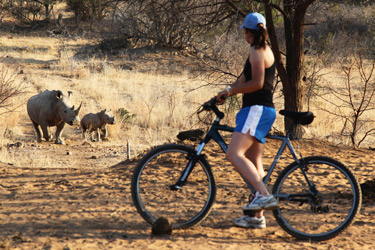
[0,63,28,115]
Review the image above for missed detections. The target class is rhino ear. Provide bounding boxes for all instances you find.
[56,90,63,99]
[75,102,82,115]
[71,105,75,110]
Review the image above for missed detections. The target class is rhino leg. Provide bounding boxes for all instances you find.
[40,121,52,142]
[89,132,94,142]
[101,126,108,140]
[86,129,95,142]
[55,122,66,144]
[81,126,87,140]
[31,121,43,142]
[96,128,101,142]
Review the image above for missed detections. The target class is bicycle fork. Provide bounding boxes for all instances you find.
[170,142,206,190]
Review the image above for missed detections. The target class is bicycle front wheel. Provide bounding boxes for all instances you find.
[272,156,361,241]
[131,144,216,229]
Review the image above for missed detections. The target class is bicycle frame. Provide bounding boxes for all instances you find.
[133,102,360,241]
[172,116,317,198]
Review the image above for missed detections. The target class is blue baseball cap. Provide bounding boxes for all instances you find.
[240,12,266,30]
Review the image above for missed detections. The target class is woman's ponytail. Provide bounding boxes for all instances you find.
[250,23,268,49]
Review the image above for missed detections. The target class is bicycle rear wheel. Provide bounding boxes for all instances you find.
[131,144,216,229]
[272,156,361,241]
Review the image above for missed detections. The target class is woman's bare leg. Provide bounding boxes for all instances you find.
[245,142,266,218]
[226,132,270,196]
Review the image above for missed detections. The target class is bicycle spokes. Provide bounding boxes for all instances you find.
[272,156,361,241]
[131,144,216,229]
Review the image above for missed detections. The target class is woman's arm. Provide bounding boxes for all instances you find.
[232,73,246,88]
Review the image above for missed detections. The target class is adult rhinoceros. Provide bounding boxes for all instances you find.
[27,90,82,144]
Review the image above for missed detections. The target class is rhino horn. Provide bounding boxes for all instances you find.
[75,102,82,115]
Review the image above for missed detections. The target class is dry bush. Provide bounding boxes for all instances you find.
[306,53,375,148]
[306,2,375,60]
[65,0,115,23]
[0,62,29,142]
[114,0,253,52]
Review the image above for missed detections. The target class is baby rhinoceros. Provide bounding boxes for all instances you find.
[80,109,115,142]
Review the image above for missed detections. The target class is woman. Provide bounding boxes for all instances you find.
[216,12,278,229]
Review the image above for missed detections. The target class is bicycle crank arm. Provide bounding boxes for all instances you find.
[275,194,310,203]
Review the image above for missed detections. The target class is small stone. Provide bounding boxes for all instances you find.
[152,217,173,235]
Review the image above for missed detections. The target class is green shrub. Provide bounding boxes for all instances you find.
[116,108,136,125]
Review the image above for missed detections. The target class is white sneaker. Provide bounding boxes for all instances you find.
[242,191,278,211]
[232,215,266,229]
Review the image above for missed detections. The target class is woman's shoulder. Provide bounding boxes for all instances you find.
[249,45,274,66]
[249,46,265,60]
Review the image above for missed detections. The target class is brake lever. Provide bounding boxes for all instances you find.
[198,95,228,115]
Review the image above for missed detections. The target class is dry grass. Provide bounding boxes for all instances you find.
[0,32,221,158]
[1,24,375,167]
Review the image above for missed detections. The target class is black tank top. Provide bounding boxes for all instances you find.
[242,57,275,108]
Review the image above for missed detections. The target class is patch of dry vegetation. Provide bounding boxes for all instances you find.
[1,29,374,168]
[1,1,375,167]
[0,30,224,165]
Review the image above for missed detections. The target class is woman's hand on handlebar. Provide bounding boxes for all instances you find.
[216,90,228,103]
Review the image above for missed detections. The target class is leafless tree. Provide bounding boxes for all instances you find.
[316,51,375,148]
[0,64,28,115]
[32,0,57,20]
[65,0,118,28]
[4,0,55,22]
[115,0,245,49]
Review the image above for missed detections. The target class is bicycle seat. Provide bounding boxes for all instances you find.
[177,129,205,141]
[279,110,315,125]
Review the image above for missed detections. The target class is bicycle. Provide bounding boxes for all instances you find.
[131,97,362,241]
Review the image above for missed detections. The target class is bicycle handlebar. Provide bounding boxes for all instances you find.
[199,96,315,128]
[199,95,228,119]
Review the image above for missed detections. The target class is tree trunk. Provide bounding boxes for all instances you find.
[283,1,307,138]
[44,3,52,21]
[264,0,314,138]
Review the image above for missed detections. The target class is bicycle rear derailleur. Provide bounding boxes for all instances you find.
[310,193,329,213]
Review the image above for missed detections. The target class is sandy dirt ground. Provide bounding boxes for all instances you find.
[0,136,375,250]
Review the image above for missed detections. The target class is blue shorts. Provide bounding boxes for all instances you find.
[234,105,276,144]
